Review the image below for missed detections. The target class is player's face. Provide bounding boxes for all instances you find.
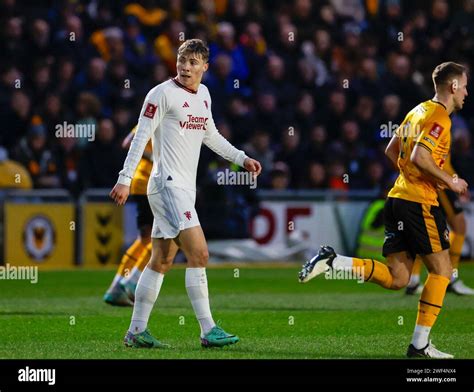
[176,53,209,91]
[452,72,468,111]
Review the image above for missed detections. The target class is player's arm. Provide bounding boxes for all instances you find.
[110,89,167,205]
[385,133,400,169]
[122,126,153,160]
[411,145,468,194]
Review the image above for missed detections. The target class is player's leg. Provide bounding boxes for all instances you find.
[124,237,178,348]
[122,242,151,301]
[446,211,474,294]
[299,198,413,289]
[407,249,453,358]
[299,244,412,289]
[177,225,239,347]
[121,224,152,301]
[104,195,151,306]
[405,256,423,295]
[103,236,147,306]
[121,194,155,300]
[438,189,473,294]
[406,202,453,358]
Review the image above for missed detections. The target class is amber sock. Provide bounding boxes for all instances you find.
[333,256,393,289]
[411,273,450,349]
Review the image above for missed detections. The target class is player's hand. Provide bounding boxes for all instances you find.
[244,158,262,177]
[109,183,130,206]
[448,177,468,195]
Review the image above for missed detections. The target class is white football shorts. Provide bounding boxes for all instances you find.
[148,186,200,239]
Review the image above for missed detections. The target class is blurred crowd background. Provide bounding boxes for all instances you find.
[1,0,474,195]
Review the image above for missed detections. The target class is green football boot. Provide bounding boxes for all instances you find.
[103,289,133,307]
[124,329,170,348]
[200,325,240,348]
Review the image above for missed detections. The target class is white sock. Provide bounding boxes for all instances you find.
[185,268,216,338]
[123,267,142,287]
[408,273,420,287]
[107,274,123,293]
[411,325,431,349]
[128,267,164,334]
[331,255,353,270]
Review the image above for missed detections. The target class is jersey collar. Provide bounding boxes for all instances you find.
[172,77,198,94]
[430,99,447,111]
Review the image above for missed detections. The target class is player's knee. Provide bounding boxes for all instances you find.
[390,274,410,290]
[188,249,209,267]
[149,255,174,273]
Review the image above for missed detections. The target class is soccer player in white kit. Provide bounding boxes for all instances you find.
[110,39,262,348]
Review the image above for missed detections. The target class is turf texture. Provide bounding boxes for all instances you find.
[0,263,473,359]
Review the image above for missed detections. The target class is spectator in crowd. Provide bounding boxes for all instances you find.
[303,161,328,189]
[0,146,33,189]
[13,116,62,189]
[56,136,82,195]
[209,21,250,84]
[274,127,304,188]
[242,129,274,186]
[269,161,290,190]
[304,124,329,164]
[0,90,31,151]
[79,118,125,189]
[154,19,186,73]
[0,0,473,195]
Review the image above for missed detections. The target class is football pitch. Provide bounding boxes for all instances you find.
[1,263,474,359]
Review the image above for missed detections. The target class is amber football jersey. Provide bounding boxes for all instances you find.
[388,100,451,206]
[130,125,153,195]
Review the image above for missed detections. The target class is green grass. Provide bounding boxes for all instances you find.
[1,263,473,359]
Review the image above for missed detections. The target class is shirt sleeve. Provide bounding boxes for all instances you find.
[117,87,168,186]
[202,97,247,168]
[415,116,450,154]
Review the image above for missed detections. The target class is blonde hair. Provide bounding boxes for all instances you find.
[177,39,210,63]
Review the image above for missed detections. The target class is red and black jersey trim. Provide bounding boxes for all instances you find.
[414,141,433,153]
[172,77,198,94]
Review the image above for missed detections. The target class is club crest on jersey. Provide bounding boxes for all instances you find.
[143,103,157,119]
[184,211,192,221]
[444,229,450,242]
[429,123,444,139]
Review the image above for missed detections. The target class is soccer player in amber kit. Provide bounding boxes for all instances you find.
[299,62,468,358]
[110,39,261,348]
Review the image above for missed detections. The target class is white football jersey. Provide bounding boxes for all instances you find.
[117,78,247,193]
